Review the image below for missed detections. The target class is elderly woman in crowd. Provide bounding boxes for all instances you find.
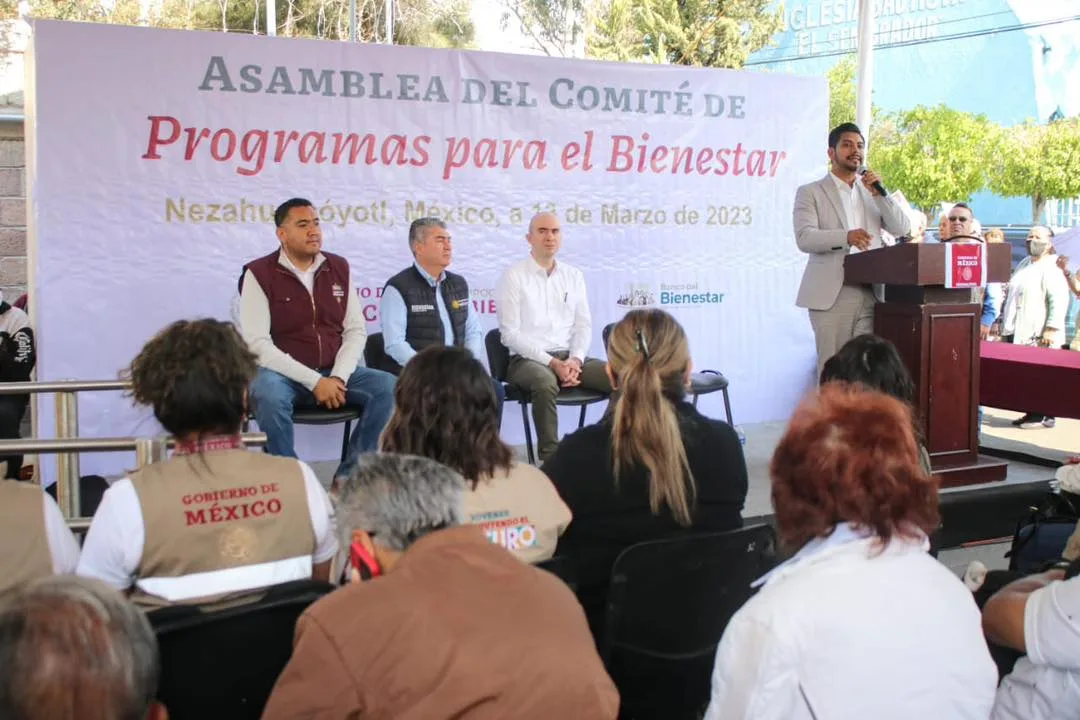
[0,575,166,720]
[379,345,570,563]
[543,308,747,636]
[704,385,997,720]
[77,318,337,607]
[263,453,618,719]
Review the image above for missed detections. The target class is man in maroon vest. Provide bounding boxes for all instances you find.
[239,198,395,479]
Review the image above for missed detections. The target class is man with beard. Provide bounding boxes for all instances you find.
[793,123,911,376]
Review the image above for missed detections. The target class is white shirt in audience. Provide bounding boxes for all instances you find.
[705,531,997,720]
[76,462,337,591]
[992,576,1080,720]
[43,492,80,573]
[495,256,592,365]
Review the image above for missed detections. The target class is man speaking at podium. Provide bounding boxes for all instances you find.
[794,122,911,375]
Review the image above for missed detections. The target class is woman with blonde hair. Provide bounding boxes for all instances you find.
[542,308,748,635]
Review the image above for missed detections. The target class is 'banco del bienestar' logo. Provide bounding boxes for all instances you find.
[659,282,724,307]
[616,282,724,308]
[616,283,656,307]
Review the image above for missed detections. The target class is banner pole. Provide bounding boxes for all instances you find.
[267,0,277,36]
[856,0,873,136]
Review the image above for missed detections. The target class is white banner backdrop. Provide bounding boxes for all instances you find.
[27,20,826,479]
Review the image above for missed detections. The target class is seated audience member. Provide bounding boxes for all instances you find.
[0,478,79,594]
[239,197,395,481]
[262,454,619,719]
[985,228,1005,244]
[0,575,166,720]
[943,203,977,240]
[937,212,951,242]
[0,292,35,479]
[984,567,1080,719]
[704,385,996,720]
[379,218,505,410]
[819,333,931,473]
[496,212,612,462]
[77,319,337,608]
[379,345,569,563]
[899,210,927,243]
[542,309,748,634]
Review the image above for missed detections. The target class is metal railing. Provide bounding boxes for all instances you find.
[0,433,268,529]
[0,380,132,518]
[0,379,266,526]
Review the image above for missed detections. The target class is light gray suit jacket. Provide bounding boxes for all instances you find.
[793,173,911,310]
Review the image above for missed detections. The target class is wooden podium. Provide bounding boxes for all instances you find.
[844,243,1011,488]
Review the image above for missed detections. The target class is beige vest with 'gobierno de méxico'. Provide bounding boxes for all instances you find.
[0,480,53,594]
[129,449,315,608]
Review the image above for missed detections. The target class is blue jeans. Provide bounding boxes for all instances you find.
[250,365,396,478]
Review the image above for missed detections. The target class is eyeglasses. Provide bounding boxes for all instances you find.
[948,216,972,222]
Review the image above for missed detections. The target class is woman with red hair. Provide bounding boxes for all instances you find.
[704,384,997,720]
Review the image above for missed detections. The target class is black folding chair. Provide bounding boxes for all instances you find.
[363,331,401,375]
[601,322,734,425]
[146,579,334,720]
[485,328,608,464]
[245,406,361,465]
[602,525,777,720]
[536,555,578,593]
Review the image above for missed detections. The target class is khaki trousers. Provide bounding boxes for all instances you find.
[808,285,876,379]
[507,352,612,462]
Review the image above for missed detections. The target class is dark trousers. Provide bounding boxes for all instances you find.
[975,569,1026,679]
[0,394,28,479]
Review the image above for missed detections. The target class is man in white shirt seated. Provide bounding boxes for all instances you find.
[238,198,396,481]
[495,212,611,462]
[984,566,1080,719]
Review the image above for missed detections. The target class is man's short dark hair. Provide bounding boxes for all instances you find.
[952,202,972,214]
[828,123,864,149]
[274,198,314,227]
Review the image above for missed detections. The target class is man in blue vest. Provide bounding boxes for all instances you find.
[380,218,505,411]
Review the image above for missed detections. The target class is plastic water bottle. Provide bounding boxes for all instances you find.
[734,425,746,446]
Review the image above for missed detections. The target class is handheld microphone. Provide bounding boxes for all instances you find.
[858,165,888,196]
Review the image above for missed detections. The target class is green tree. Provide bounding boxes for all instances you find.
[827,55,856,131]
[11,0,473,48]
[867,104,997,211]
[588,0,781,67]
[500,0,586,56]
[989,116,1080,222]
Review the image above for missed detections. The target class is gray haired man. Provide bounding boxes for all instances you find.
[379,218,488,372]
[264,453,619,719]
[0,576,165,720]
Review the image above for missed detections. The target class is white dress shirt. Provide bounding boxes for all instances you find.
[239,251,367,390]
[992,576,1080,720]
[830,171,870,250]
[705,533,997,720]
[43,492,80,573]
[495,256,592,365]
